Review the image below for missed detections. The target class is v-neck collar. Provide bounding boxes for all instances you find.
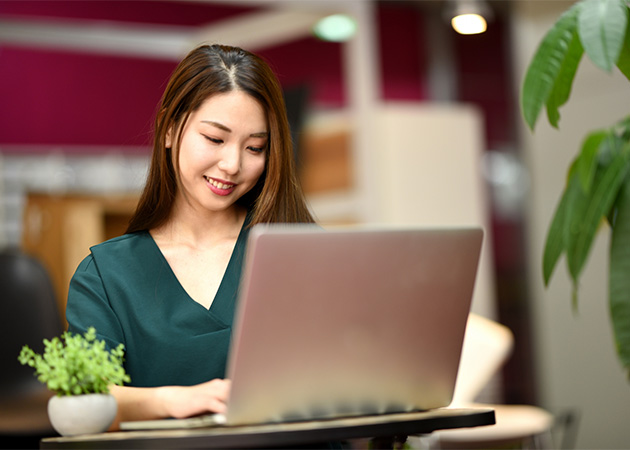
[144,214,251,320]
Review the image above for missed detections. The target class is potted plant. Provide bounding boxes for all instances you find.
[520,0,630,375]
[18,327,130,436]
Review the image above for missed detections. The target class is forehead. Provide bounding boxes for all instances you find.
[193,91,267,129]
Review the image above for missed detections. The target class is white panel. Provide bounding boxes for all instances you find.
[372,103,496,319]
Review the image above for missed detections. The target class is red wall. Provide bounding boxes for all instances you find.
[0,0,256,26]
[0,45,175,150]
[0,2,510,153]
[452,16,515,148]
[378,2,427,101]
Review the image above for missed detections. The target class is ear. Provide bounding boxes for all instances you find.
[165,126,173,149]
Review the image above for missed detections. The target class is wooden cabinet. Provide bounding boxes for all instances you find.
[300,127,352,194]
[21,192,138,326]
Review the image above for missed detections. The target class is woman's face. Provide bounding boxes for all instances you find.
[170,90,268,216]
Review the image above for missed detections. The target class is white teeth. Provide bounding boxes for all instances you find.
[207,177,234,189]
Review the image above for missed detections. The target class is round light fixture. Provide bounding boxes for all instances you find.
[451,13,487,35]
[313,14,357,42]
[447,0,492,35]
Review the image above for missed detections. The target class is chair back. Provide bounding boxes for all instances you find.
[451,313,514,405]
[0,248,63,395]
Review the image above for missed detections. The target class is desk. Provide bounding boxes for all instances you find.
[40,408,495,449]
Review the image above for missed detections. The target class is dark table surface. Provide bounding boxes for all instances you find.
[40,407,495,449]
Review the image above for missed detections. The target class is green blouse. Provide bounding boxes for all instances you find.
[66,221,250,388]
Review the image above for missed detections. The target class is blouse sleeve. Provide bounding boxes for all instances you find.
[66,254,126,351]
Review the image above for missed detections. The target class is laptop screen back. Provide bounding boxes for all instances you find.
[224,225,483,425]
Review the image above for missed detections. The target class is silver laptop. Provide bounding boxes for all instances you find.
[225,224,482,425]
[122,225,483,430]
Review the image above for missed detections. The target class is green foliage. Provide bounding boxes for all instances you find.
[577,0,628,72]
[522,0,629,131]
[521,5,580,130]
[18,327,130,396]
[610,178,630,372]
[520,0,630,376]
[618,25,630,79]
[543,124,630,290]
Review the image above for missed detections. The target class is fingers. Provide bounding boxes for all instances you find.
[195,379,230,414]
[160,379,231,419]
[207,397,228,414]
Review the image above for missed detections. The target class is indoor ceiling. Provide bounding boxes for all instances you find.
[0,0,355,60]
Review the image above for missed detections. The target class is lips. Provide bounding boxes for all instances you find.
[205,176,236,196]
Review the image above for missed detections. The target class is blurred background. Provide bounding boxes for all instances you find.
[0,0,629,448]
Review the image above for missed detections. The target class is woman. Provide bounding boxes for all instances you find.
[66,44,315,428]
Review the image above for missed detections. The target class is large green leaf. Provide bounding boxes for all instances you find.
[609,175,630,374]
[578,130,609,192]
[617,20,630,80]
[543,184,570,286]
[521,5,579,131]
[559,174,589,310]
[578,0,629,72]
[565,150,630,283]
[546,30,584,128]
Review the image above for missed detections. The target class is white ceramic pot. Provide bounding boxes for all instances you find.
[48,393,117,436]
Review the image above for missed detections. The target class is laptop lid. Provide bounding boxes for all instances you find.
[224,225,483,425]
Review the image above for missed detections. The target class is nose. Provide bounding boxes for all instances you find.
[217,144,240,175]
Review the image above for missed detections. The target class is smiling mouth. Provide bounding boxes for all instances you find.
[205,176,236,190]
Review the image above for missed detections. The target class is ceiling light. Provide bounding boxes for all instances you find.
[452,13,487,35]
[312,14,357,42]
[448,0,492,35]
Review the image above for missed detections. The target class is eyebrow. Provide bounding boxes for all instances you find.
[201,120,269,138]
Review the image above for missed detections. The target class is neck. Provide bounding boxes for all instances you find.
[153,201,246,248]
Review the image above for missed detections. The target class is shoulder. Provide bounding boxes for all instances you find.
[90,231,150,256]
[92,231,148,248]
[72,231,163,295]
[86,231,155,271]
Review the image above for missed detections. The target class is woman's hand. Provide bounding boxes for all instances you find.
[158,379,231,419]
[108,379,231,430]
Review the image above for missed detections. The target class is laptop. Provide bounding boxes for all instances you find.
[121,225,483,430]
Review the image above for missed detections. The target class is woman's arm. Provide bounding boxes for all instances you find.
[108,379,231,430]
[67,251,231,430]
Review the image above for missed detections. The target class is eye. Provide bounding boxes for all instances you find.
[203,135,223,144]
[247,145,266,154]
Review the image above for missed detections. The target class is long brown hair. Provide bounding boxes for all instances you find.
[126,44,314,233]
